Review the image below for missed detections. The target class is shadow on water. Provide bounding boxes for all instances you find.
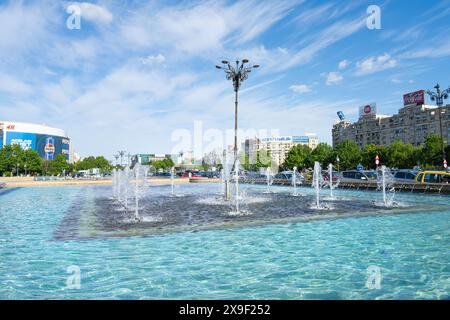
[0,187,22,197]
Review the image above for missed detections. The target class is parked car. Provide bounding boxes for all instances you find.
[274,171,304,183]
[155,172,171,177]
[340,170,377,182]
[415,171,450,184]
[322,170,339,182]
[245,172,267,179]
[392,169,417,183]
[180,172,202,178]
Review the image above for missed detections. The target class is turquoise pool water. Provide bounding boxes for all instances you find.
[0,184,449,299]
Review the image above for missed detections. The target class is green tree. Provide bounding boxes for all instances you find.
[44,154,71,176]
[200,161,210,171]
[420,134,444,167]
[386,140,417,168]
[0,144,24,176]
[333,140,361,170]
[282,145,312,170]
[151,158,175,171]
[74,156,112,173]
[22,149,43,175]
[310,143,334,165]
[240,148,272,171]
[94,156,112,172]
[361,144,388,169]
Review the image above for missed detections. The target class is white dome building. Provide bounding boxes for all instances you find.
[0,121,73,163]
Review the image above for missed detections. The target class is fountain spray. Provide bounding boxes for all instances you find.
[170,166,175,196]
[265,167,272,193]
[234,159,240,213]
[124,166,129,211]
[377,165,395,207]
[312,162,323,208]
[134,165,140,221]
[292,166,297,196]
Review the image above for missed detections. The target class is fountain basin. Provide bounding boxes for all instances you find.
[52,183,447,241]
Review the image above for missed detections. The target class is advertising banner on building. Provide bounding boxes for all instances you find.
[359,103,377,117]
[261,136,293,143]
[5,132,36,150]
[292,136,310,143]
[6,132,70,160]
[403,90,425,106]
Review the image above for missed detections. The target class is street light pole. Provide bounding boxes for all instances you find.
[117,150,126,168]
[216,59,259,172]
[427,83,450,168]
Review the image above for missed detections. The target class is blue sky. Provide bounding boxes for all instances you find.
[0,0,449,158]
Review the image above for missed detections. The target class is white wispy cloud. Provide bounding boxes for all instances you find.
[400,40,450,59]
[141,54,166,65]
[355,53,397,75]
[66,2,113,25]
[338,59,350,70]
[0,74,32,94]
[280,17,365,70]
[119,0,298,55]
[0,1,55,59]
[289,84,312,93]
[323,72,343,85]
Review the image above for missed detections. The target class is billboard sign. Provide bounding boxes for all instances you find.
[359,103,377,117]
[337,111,345,121]
[5,132,70,160]
[292,136,310,143]
[403,90,425,106]
[6,132,36,150]
[261,136,293,143]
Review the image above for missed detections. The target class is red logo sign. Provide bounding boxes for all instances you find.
[403,90,425,106]
[6,124,15,130]
[45,144,55,154]
[364,105,371,114]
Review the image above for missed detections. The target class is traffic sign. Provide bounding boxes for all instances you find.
[375,155,380,166]
[357,164,363,172]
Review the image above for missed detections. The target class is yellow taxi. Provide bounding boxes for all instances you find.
[415,171,450,184]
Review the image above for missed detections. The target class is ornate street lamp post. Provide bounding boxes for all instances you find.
[427,83,450,168]
[216,59,259,171]
[117,150,126,167]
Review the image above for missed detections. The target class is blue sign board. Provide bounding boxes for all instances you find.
[5,132,36,150]
[292,136,310,143]
[357,164,363,172]
[5,132,70,160]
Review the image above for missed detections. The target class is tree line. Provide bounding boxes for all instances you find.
[281,134,450,171]
[0,144,112,176]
